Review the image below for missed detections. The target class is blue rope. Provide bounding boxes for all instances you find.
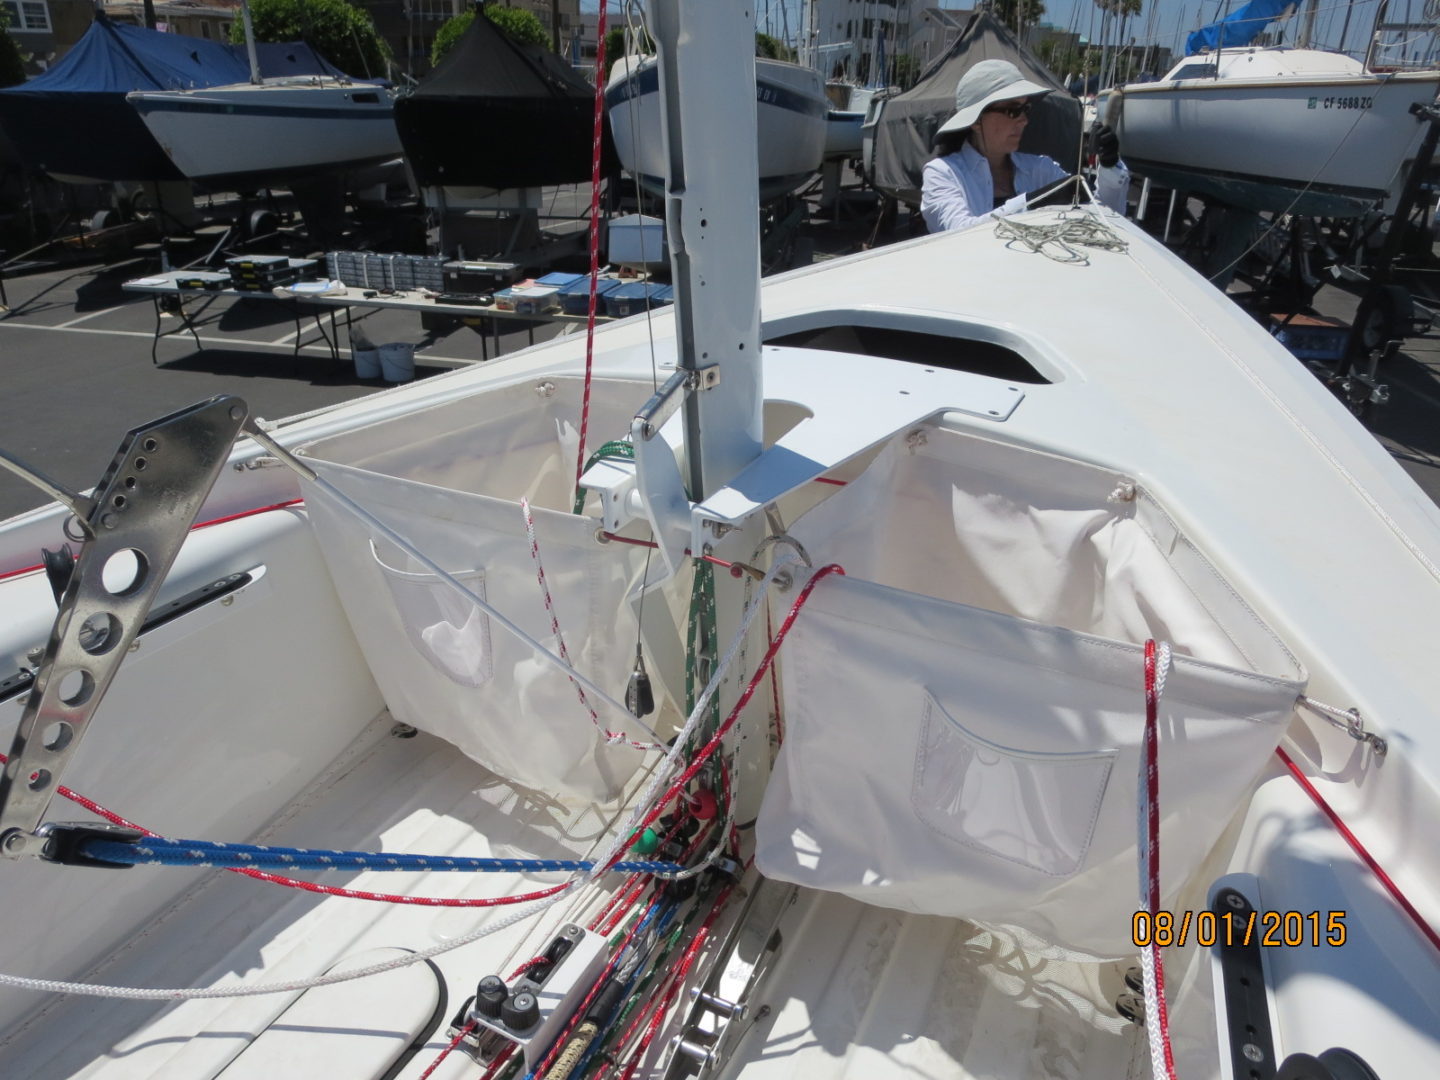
[81,837,684,876]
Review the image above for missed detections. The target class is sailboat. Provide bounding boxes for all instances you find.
[2,2,1439,1079]
[1108,0,1440,216]
[0,14,364,185]
[125,1,401,191]
[606,48,827,203]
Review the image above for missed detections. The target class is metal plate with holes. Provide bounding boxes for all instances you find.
[0,396,248,856]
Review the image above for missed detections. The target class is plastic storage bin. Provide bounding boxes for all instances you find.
[559,277,623,315]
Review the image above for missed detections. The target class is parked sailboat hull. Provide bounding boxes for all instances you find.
[605,56,827,202]
[128,81,402,190]
[1113,49,1440,216]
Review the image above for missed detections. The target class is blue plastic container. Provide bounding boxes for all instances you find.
[559,277,624,316]
[605,282,667,318]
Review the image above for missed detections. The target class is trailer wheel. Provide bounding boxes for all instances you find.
[1350,284,1413,358]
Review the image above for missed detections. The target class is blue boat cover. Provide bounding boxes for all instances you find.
[1186,0,1298,56]
[0,15,357,96]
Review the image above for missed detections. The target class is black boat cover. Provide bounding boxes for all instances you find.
[0,14,365,181]
[396,13,615,189]
[869,11,1079,206]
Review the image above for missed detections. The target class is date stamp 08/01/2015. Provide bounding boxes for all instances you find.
[1132,910,1347,948]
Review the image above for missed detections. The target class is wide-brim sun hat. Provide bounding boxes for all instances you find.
[936,59,1054,135]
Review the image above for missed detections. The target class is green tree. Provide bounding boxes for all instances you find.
[481,4,549,49]
[432,5,551,67]
[755,32,795,62]
[601,29,800,77]
[602,24,654,79]
[229,0,390,79]
[0,9,26,87]
[891,54,920,89]
[0,30,25,88]
[993,0,1047,33]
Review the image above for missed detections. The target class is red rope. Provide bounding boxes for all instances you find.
[765,604,783,746]
[415,1018,477,1080]
[609,564,846,869]
[509,955,551,981]
[532,894,656,1079]
[1276,746,1440,955]
[1142,640,1179,1080]
[0,499,305,583]
[574,0,609,499]
[614,889,734,1080]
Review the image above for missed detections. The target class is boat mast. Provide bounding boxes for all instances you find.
[650,0,763,502]
[239,0,263,86]
[1298,0,1319,46]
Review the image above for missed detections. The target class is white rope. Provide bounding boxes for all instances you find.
[0,554,799,1001]
[993,208,1130,265]
[600,554,803,878]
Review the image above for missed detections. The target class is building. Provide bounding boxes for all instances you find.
[908,6,972,72]
[4,0,95,73]
[801,0,916,84]
[103,0,238,42]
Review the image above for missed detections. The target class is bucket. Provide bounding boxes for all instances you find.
[379,342,416,383]
[352,345,381,379]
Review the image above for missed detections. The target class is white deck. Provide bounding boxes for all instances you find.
[3,207,1440,1077]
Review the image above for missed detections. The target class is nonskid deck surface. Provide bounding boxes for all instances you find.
[0,712,1145,1079]
[724,894,1143,1080]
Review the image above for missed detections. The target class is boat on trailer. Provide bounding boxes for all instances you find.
[1109,0,1440,218]
[1,2,1439,1079]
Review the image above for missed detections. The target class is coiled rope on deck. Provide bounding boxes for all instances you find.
[994,208,1130,265]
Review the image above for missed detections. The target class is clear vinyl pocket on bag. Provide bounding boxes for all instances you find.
[370,538,494,688]
[912,692,1116,877]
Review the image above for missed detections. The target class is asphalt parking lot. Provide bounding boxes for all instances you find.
[4,223,1440,524]
[0,256,571,520]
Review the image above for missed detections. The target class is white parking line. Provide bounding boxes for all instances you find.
[55,306,130,329]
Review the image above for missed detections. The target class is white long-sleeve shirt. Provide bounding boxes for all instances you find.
[920,142,1130,232]
[921,144,1069,233]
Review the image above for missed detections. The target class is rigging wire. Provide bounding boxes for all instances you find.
[0,556,820,1001]
[1196,78,1400,282]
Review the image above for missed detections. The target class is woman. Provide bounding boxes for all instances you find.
[921,60,1125,233]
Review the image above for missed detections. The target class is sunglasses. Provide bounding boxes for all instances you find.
[985,101,1032,119]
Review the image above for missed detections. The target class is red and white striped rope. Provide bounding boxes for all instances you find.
[574,0,609,498]
[520,497,661,752]
[1138,639,1178,1080]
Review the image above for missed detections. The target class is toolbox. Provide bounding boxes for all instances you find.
[443,260,523,294]
[173,271,231,291]
[226,256,316,292]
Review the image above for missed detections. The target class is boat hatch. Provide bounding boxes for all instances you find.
[764,314,1052,384]
[1168,62,1218,81]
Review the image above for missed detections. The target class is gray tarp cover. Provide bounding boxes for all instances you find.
[871,12,1081,206]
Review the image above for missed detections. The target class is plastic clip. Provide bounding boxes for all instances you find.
[35,822,144,868]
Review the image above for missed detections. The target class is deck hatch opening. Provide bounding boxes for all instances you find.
[764,324,1050,384]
